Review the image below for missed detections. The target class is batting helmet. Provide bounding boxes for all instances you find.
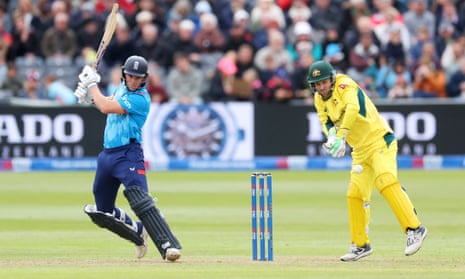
[122,55,148,87]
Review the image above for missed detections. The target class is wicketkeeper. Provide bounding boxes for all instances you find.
[74,56,182,261]
[307,60,427,261]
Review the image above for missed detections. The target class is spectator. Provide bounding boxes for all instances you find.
[310,0,346,44]
[383,29,406,65]
[413,56,447,98]
[344,15,381,51]
[19,69,46,99]
[194,13,225,54]
[403,0,435,41]
[254,29,294,75]
[131,10,155,42]
[321,25,348,72]
[0,14,12,48]
[370,0,402,27]
[260,67,294,103]
[214,0,251,36]
[135,23,170,69]
[347,32,380,83]
[376,58,411,99]
[446,56,465,98]
[166,0,195,27]
[205,52,239,102]
[7,12,40,61]
[0,2,12,33]
[40,12,77,58]
[0,18,11,63]
[126,0,166,34]
[374,6,411,54]
[44,74,77,105]
[290,21,323,62]
[166,52,204,105]
[435,0,462,36]
[192,0,213,31]
[434,21,455,59]
[233,43,261,101]
[76,16,103,55]
[40,0,71,36]
[13,0,46,39]
[410,41,441,73]
[409,26,433,65]
[69,1,97,31]
[287,0,312,27]
[344,0,372,26]
[168,19,201,68]
[291,51,314,103]
[224,9,253,52]
[250,0,286,33]
[285,0,312,45]
[387,72,414,99]
[0,62,22,97]
[146,61,169,104]
[235,43,256,79]
[251,16,280,51]
[440,34,465,79]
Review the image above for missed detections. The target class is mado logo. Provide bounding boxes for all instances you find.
[0,113,84,143]
[0,113,86,158]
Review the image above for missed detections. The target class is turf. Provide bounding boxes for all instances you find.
[0,170,464,278]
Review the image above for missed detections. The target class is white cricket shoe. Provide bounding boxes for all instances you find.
[340,244,373,262]
[165,248,181,262]
[135,228,148,259]
[405,225,428,256]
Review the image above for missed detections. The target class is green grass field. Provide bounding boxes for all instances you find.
[0,170,464,278]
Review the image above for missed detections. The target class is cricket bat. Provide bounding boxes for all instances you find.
[92,3,119,70]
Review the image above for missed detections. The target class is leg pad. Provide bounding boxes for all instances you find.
[84,205,144,246]
[124,186,182,259]
[375,173,420,232]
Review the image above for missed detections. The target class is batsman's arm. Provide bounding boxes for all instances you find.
[88,86,125,114]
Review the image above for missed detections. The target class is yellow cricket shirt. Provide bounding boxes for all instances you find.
[314,74,393,152]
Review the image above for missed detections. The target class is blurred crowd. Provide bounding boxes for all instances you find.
[0,0,465,106]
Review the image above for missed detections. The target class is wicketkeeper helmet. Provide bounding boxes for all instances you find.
[306,60,336,95]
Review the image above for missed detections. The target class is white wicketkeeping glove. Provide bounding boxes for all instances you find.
[78,65,101,89]
[74,83,93,104]
[323,127,337,147]
[327,136,346,158]
[323,127,346,158]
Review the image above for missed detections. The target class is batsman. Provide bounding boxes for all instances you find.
[74,56,182,261]
[307,60,427,261]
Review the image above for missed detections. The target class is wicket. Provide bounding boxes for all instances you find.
[251,172,273,261]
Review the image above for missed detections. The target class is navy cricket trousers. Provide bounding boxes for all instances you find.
[93,142,148,213]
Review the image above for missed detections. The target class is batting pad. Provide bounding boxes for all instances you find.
[375,173,420,233]
[347,184,370,247]
[84,204,144,245]
[123,186,182,259]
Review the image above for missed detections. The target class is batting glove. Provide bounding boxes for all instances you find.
[78,65,101,89]
[74,84,93,104]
